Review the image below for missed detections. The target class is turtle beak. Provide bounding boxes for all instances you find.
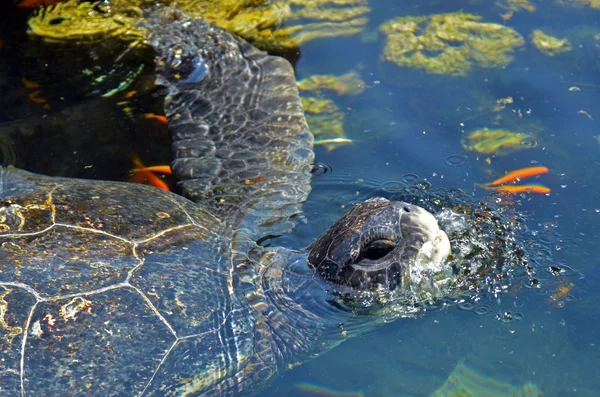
[399,204,451,275]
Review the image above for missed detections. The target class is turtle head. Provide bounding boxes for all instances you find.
[308,197,451,293]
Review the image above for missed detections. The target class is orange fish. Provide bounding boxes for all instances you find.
[482,184,551,194]
[21,77,41,89]
[130,155,170,191]
[484,166,549,187]
[132,165,172,174]
[143,113,168,124]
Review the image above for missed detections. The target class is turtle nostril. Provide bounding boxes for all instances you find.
[362,239,395,260]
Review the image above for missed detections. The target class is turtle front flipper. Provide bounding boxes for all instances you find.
[145,9,315,240]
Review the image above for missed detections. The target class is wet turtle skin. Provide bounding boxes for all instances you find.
[0,6,473,397]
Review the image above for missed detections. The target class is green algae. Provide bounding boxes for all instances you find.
[301,96,348,151]
[298,71,365,96]
[379,12,525,77]
[531,30,572,56]
[27,0,370,51]
[27,0,146,43]
[461,128,537,156]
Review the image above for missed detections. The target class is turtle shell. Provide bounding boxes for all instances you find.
[0,167,267,395]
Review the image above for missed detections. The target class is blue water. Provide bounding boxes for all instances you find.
[2,1,600,396]
[262,2,600,396]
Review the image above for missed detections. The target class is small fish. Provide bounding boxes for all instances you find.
[481,183,551,194]
[313,137,353,145]
[132,165,172,175]
[27,90,47,104]
[484,166,549,187]
[21,77,41,89]
[144,113,168,124]
[27,90,50,110]
[130,155,170,191]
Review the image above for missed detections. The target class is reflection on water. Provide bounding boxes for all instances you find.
[2,0,600,395]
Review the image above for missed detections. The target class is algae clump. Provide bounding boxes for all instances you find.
[27,0,371,52]
[531,30,572,56]
[301,96,348,151]
[461,128,537,156]
[496,0,536,12]
[379,12,525,77]
[27,0,147,44]
[298,70,365,96]
[298,69,367,150]
[557,0,600,9]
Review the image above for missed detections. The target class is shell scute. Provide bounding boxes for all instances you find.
[23,288,175,395]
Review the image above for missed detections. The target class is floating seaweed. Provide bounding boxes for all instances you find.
[531,30,572,56]
[298,70,365,96]
[27,0,146,44]
[379,12,524,77]
[298,70,366,150]
[496,0,536,13]
[556,0,600,9]
[27,0,370,52]
[461,128,537,156]
[301,96,349,151]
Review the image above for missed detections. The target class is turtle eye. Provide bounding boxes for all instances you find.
[177,56,209,83]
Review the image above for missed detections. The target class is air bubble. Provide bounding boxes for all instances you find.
[495,311,514,324]
[310,162,332,176]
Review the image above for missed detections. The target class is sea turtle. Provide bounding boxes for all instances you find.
[0,7,527,397]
